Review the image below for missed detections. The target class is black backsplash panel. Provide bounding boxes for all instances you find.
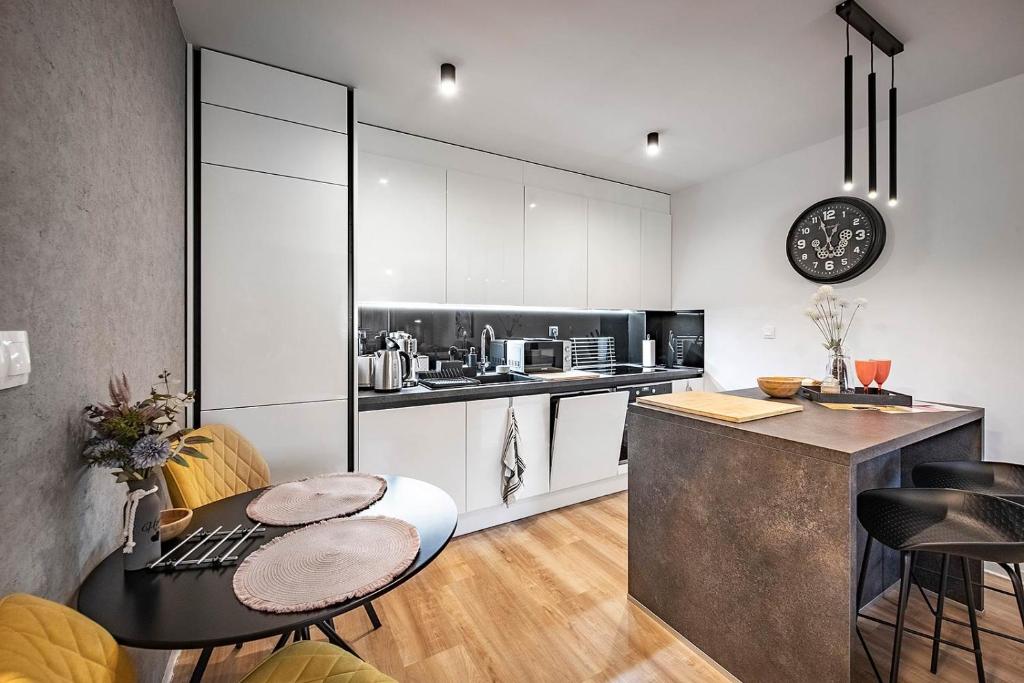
[359,306,704,370]
[359,306,632,365]
[645,310,705,367]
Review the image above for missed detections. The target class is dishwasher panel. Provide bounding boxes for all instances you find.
[549,390,629,491]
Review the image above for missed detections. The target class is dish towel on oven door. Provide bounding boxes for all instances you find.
[501,405,525,505]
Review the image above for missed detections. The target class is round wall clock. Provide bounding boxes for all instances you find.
[786,196,886,283]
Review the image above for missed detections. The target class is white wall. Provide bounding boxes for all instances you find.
[672,74,1024,462]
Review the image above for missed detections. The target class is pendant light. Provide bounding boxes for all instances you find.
[646,132,661,156]
[867,40,877,199]
[889,56,898,206]
[439,63,457,97]
[836,1,904,201]
[843,23,853,191]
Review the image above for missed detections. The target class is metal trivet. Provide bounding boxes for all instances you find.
[147,524,265,571]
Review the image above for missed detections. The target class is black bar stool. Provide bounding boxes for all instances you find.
[913,460,1024,669]
[856,487,1024,682]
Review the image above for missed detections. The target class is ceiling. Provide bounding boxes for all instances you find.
[173,0,1024,193]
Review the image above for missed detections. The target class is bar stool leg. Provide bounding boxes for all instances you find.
[961,557,985,683]
[929,554,950,674]
[889,551,913,683]
[1003,562,1024,631]
[856,536,874,608]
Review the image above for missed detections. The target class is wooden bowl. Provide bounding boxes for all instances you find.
[160,508,193,541]
[756,376,803,398]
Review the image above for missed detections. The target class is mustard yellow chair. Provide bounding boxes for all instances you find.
[240,640,395,683]
[162,423,271,510]
[0,593,135,682]
[0,594,393,683]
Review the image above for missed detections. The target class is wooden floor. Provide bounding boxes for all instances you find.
[174,492,1024,682]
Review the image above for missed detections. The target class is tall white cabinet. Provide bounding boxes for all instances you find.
[193,49,353,481]
[587,199,642,309]
[641,210,672,311]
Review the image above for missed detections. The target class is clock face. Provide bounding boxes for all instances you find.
[787,197,886,283]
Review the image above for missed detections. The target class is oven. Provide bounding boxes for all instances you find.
[617,381,673,464]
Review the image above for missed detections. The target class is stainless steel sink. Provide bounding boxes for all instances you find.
[474,372,541,384]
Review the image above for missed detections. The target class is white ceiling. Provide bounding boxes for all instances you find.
[173,0,1024,193]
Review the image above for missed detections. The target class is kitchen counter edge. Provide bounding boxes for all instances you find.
[357,368,703,411]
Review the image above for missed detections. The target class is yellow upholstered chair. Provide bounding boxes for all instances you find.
[0,593,136,682]
[240,640,395,683]
[162,423,271,510]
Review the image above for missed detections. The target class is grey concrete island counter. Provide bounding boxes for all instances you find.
[627,389,984,683]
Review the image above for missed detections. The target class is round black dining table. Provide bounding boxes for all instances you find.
[78,475,457,682]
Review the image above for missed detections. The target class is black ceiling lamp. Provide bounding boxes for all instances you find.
[646,131,661,157]
[836,1,904,203]
[868,40,877,199]
[889,56,898,206]
[843,23,853,191]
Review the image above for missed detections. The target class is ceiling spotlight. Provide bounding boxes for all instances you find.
[646,132,660,156]
[378,178,389,185]
[439,63,457,96]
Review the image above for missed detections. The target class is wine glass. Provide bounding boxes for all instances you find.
[855,360,877,392]
[873,359,892,393]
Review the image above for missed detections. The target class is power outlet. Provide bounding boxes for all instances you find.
[548,325,559,338]
[762,325,776,339]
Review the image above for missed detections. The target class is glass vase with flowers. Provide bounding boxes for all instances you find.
[804,285,867,392]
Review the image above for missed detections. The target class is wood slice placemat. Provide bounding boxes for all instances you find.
[246,473,387,526]
[232,516,420,613]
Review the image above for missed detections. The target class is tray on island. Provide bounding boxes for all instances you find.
[800,386,913,406]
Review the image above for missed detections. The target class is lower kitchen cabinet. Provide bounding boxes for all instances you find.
[466,394,550,512]
[358,402,467,512]
[549,390,629,491]
[671,377,705,392]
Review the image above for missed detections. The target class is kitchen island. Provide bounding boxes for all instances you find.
[627,389,984,683]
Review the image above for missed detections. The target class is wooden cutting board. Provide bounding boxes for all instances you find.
[528,370,601,381]
[636,391,803,423]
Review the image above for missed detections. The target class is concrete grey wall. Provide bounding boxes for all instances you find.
[0,0,185,678]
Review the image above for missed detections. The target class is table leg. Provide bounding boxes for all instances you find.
[315,620,360,658]
[189,647,213,683]
[364,601,382,630]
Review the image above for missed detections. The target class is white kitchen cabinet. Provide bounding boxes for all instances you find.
[587,199,642,309]
[446,170,524,305]
[200,164,348,410]
[201,400,348,484]
[549,390,629,491]
[523,187,588,308]
[358,153,446,303]
[641,210,672,310]
[466,394,551,511]
[671,378,705,392]
[201,104,348,185]
[358,403,467,512]
[200,49,348,133]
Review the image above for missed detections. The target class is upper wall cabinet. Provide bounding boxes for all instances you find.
[201,50,348,133]
[641,211,672,310]
[201,104,348,185]
[588,199,642,309]
[524,186,588,308]
[358,153,446,303]
[446,170,525,306]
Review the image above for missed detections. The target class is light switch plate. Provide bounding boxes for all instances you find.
[0,331,31,389]
[762,325,776,340]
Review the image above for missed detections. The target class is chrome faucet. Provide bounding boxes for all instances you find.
[480,324,495,371]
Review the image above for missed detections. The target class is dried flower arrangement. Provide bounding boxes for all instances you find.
[82,371,211,482]
[804,285,867,351]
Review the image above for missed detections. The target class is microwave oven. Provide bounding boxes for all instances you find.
[492,339,571,373]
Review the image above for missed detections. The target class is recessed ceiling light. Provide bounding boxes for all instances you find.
[378,178,389,185]
[646,132,660,157]
[528,202,537,209]
[439,63,457,97]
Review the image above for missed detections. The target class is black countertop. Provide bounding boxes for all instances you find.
[357,366,703,411]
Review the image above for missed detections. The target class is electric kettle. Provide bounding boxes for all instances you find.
[372,338,413,392]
